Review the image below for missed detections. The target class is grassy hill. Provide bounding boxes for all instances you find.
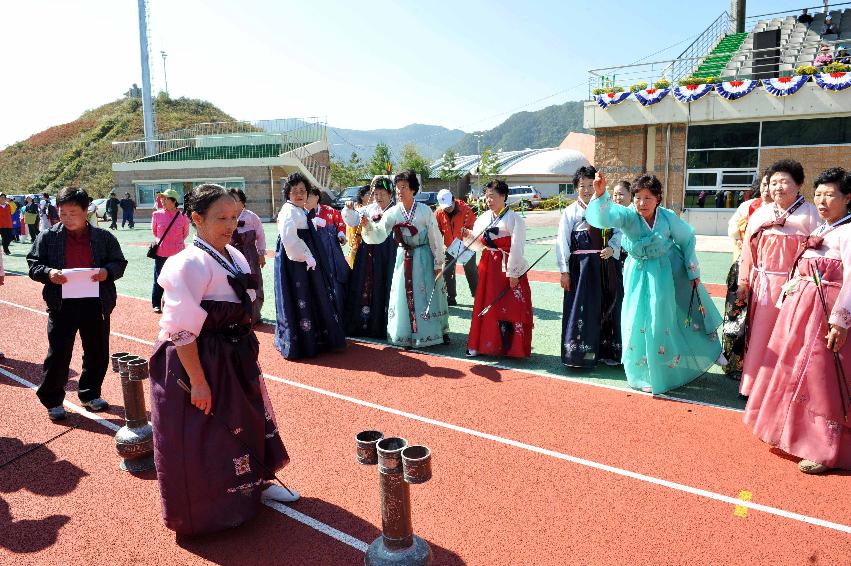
[0,95,235,198]
[451,101,587,155]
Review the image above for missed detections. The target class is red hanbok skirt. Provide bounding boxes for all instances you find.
[468,237,533,358]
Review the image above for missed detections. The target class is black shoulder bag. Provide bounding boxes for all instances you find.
[147,212,181,259]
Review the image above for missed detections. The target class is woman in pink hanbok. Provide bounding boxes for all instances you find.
[737,160,820,396]
[744,168,851,474]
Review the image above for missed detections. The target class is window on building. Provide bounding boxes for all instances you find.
[558,183,568,194]
[687,148,759,169]
[761,117,851,147]
[135,179,244,206]
[684,169,756,209]
[687,122,760,149]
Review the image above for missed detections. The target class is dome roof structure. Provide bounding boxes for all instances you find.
[500,148,590,176]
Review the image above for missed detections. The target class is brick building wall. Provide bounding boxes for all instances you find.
[593,124,688,211]
[759,146,851,200]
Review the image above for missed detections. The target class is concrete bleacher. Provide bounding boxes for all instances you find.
[721,8,850,79]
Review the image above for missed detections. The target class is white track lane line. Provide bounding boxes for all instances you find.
[0,292,745,414]
[2,298,849,535]
[0,350,369,553]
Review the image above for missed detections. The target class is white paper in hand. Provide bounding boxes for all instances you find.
[446,238,474,265]
[61,268,100,299]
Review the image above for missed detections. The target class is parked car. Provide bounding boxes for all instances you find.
[332,186,364,209]
[414,191,438,209]
[506,186,542,209]
[91,198,109,220]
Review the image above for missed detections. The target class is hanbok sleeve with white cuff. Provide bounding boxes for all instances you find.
[277,203,313,263]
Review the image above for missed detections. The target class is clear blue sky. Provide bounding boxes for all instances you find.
[0,0,831,149]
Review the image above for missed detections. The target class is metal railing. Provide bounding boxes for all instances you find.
[587,37,848,98]
[661,11,732,89]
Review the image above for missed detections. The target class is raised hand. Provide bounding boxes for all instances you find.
[593,172,607,197]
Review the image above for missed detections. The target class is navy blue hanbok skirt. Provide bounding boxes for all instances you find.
[343,235,396,338]
[273,228,346,359]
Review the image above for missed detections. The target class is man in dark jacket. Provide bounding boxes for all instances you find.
[106,192,120,230]
[27,187,127,421]
[119,192,136,229]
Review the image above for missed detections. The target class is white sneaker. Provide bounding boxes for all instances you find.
[261,483,300,503]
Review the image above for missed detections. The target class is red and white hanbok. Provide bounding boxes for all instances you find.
[467,208,533,358]
[744,219,851,470]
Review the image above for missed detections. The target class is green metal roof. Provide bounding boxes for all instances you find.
[132,143,284,163]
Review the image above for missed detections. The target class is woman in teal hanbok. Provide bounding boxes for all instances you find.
[586,173,722,394]
[358,170,449,348]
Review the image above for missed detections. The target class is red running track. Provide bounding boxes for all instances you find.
[0,274,847,565]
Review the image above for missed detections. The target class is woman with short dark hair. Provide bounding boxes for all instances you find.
[585,173,723,394]
[305,186,350,315]
[737,160,820,397]
[273,173,346,359]
[465,179,534,358]
[150,183,295,536]
[745,167,851,474]
[150,189,190,313]
[557,166,624,368]
[360,169,449,347]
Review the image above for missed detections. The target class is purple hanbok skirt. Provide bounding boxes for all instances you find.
[231,229,265,324]
[150,300,289,535]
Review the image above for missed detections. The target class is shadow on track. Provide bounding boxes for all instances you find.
[0,437,82,554]
[176,497,466,565]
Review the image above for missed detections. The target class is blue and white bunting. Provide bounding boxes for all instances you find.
[596,91,631,109]
[715,79,760,100]
[762,75,809,96]
[673,83,713,103]
[814,72,851,91]
[633,88,670,106]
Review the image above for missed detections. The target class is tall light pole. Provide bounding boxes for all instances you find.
[161,51,169,96]
[473,133,483,156]
[137,0,156,155]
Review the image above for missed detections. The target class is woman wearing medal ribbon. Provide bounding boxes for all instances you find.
[737,160,820,397]
[149,184,295,536]
[359,170,449,348]
[744,167,851,475]
[464,179,534,358]
[342,176,397,338]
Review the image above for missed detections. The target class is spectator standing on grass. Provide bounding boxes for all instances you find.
[149,183,296,536]
[38,192,54,231]
[24,196,39,243]
[106,192,120,230]
[557,166,624,368]
[27,187,127,421]
[150,189,190,313]
[360,170,450,349]
[273,172,346,359]
[229,188,267,325]
[434,188,478,306]
[0,194,14,255]
[119,192,136,229]
[11,199,21,242]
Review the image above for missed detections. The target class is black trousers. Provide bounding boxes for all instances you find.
[0,227,12,253]
[152,255,167,308]
[37,298,110,408]
[444,251,478,302]
[27,223,39,242]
